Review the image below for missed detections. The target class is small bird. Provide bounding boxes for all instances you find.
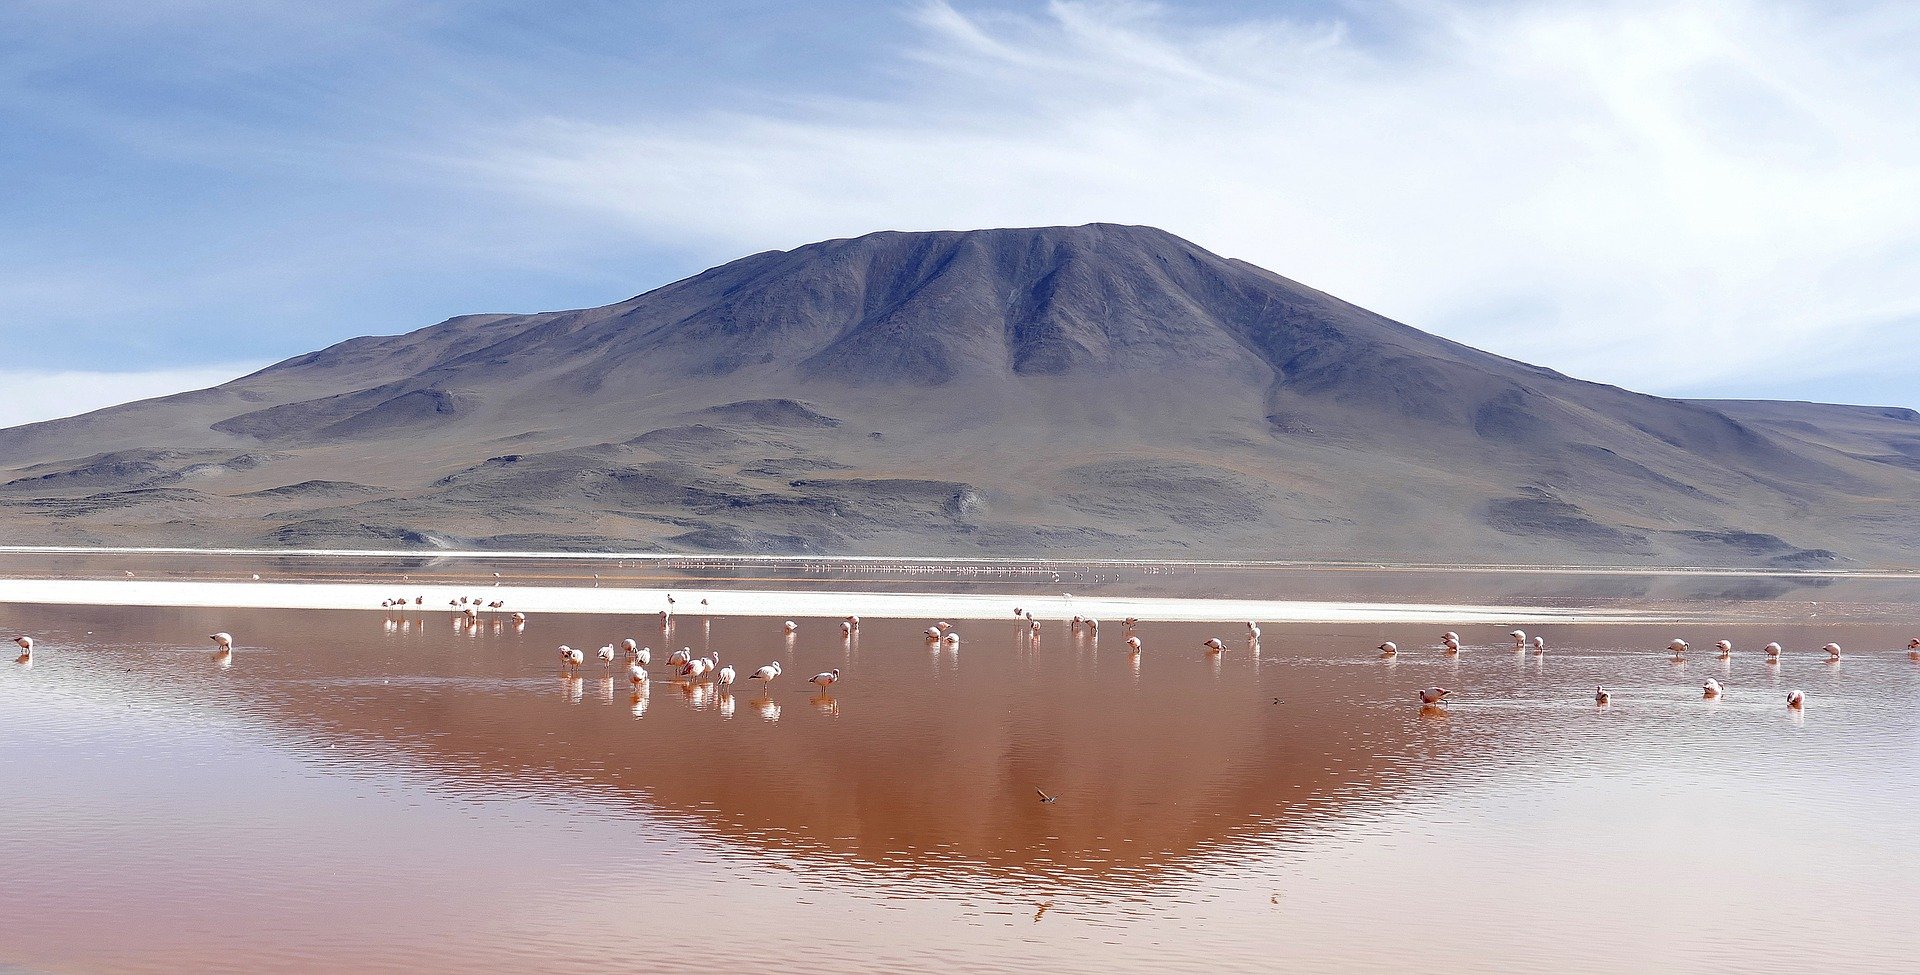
[1715,640,1733,658]
[1786,689,1805,709]
[1531,636,1546,655]
[783,621,798,634]
[1034,788,1058,804]
[1594,685,1610,705]
[1378,641,1397,657]
[1703,678,1723,699]
[1419,687,1451,705]
[749,661,782,686]
[1668,639,1689,656]
[808,668,841,689]
[1823,642,1843,662]
[1201,638,1226,652]
[210,632,234,653]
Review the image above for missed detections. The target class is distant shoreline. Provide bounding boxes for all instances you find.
[0,577,1648,625]
[2,545,1914,579]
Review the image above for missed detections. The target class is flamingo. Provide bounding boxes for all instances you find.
[809,668,841,689]
[210,632,234,654]
[13,636,31,663]
[1822,642,1842,662]
[559,645,584,669]
[1028,619,1041,634]
[1509,629,1527,650]
[716,664,737,690]
[1418,687,1451,705]
[627,662,648,685]
[924,626,943,640]
[1531,636,1546,655]
[1246,621,1262,641]
[840,621,853,637]
[1442,631,1461,655]
[1378,641,1398,657]
[511,612,527,623]
[1594,686,1610,705]
[1908,638,1919,652]
[621,638,639,659]
[1715,640,1733,659]
[749,661,782,687]
[1668,639,1689,657]
[1786,689,1805,709]
[783,621,798,634]
[1085,619,1099,633]
[1763,642,1783,662]
[846,615,860,630]
[1703,679,1723,699]
[682,657,710,680]
[669,647,692,667]
[1125,636,1143,651]
[942,631,960,647]
[1201,638,1226,652]
[597,645,616,666]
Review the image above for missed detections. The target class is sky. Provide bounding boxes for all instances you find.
[3,0,1918,427]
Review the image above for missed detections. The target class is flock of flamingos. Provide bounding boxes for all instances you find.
[14,592,1920,717]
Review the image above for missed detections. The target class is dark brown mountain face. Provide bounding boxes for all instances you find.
[3,223,1916,565]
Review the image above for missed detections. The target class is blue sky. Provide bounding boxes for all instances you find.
[4,0,1918,425]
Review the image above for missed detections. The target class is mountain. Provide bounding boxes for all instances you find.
[4,223,1917,565]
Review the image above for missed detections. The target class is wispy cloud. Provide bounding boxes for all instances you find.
[0,364,268,428]
[475,0,1920,402]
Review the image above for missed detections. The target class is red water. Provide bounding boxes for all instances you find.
[4,603,1919,973]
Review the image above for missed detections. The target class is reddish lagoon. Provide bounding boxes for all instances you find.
[4,601,1919,974]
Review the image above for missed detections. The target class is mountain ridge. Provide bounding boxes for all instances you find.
[3,223,1916,565]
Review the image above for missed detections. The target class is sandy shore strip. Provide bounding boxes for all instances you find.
[0,577,1657,625]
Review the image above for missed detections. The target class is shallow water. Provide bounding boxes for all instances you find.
[4,603,1919,974]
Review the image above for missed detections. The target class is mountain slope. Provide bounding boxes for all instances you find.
[3,223,1917,565]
